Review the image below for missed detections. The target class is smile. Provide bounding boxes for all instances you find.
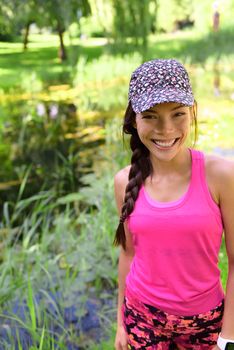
[151,138,180,148]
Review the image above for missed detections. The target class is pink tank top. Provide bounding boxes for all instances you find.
[125,148,224,316]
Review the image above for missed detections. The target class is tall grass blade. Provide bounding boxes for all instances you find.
[39,324,45,350]
[17,165,32,202]
[27,278,37,335]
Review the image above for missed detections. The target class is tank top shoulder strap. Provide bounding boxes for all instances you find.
[190,147,203,161]
[189,147,221,216]
[189,148,203,187]
[190,147,207,186]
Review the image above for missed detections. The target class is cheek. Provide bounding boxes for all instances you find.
[136,124,151,138]
[180,119,190,132]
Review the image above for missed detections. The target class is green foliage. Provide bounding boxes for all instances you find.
[36,0,91,31]
[1,0,234,51]
[157,0,193,32]
[0,169,119,347]
[80,0,113,38]
[111,0,157,51]
[73,53,142,111]
[0,1,16,40]
[0,117,126,347]
[157,0,234,33]
[192,0,234,33]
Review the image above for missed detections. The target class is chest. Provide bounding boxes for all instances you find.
[144,167,219,205]
[145,174,189,202]
[128,186,223,253]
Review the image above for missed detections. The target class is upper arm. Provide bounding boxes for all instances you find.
[114,167,135,256]
[218,159,234,265]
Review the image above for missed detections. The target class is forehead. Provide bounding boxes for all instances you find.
[142,102,187,114]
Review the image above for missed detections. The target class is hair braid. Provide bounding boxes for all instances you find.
[113,98,198,250]
[113,130,152,250]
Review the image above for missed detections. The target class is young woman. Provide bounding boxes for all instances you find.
[113,59,234,350]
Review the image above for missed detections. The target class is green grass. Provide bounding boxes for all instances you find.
[0,27,233,91]
[147,27,234,63]
[0,33,107,91]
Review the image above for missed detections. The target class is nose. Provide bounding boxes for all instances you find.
[157,117,175,135]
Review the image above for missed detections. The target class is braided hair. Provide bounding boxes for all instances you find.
[113,102,153,250]
[113,101,198,250]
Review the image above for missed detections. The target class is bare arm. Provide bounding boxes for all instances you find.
[218,160,234,339]
[117,246,135,326]
[114,168,135,349]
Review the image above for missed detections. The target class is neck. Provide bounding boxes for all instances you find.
[150,147,191,177]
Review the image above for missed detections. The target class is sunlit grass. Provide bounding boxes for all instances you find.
[0,27,233,91]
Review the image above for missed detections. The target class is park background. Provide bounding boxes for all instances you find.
[0,0,234,348]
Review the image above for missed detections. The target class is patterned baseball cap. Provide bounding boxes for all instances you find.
[128,59,194,113]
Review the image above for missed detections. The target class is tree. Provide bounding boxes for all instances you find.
[111,0,158,53]
[0,0,38,45]
[14,0,39,50]
[0,1,17,41]
[37,0,91,61]
[1,0,91,60]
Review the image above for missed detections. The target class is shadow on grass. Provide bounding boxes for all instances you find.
[140,27,234,64]
[0,27,233,91]
[108,27,234,65]
[0,44,104,90]
[0,44,105,68]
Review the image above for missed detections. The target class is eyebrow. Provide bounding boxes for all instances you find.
[143,104,186,114]
[171,105,186,110]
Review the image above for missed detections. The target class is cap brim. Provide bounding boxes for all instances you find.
[131,88,194,113]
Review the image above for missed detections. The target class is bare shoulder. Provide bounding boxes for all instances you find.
[114,165,131,191]
[204,153,234,202]
[114,165,131,208]
[204,152,234,180]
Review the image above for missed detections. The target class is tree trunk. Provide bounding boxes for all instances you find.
[139,0,149,54]
[57,23,67,61]
[23,22,31,50]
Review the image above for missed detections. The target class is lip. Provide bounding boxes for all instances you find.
[152,138,179,142]
[151,137,180,150]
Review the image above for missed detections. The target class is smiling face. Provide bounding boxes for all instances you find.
[135,102,193,162]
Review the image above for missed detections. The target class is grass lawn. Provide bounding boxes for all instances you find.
[0,27,233,91]
[0,34,105,91]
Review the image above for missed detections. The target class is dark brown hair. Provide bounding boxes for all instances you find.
[113,101,198,250]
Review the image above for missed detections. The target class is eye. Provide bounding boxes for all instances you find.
[142,115,158,119]
[174,112,186,117]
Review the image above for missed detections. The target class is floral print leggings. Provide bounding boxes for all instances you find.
[122,292,224,350]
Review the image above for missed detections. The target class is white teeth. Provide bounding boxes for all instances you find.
[153,139,176,147]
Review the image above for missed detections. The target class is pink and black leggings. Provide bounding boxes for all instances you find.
[122,293,224,350]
